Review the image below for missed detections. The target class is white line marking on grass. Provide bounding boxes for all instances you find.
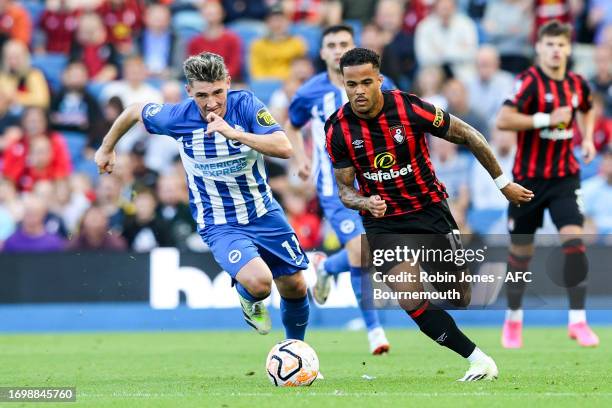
[76,392,612,399]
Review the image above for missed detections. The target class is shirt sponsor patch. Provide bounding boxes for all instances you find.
[256,108,277,127]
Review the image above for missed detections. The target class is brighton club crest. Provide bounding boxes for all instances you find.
[390,125,406,144]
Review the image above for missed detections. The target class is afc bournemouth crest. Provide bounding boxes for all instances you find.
[390,125,406,144]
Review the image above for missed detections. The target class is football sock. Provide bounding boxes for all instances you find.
[569,309,586,324]
[235,282,266,302]
[324,249,350,275]
[505,309,524,322]
[467,347,488,364]
[350,266,381,331]
[563,239,588,310]
[407,301,476,358]
[506,253,532,310]
[280,296,309,341]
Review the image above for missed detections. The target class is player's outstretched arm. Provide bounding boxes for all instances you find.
[496,105,572,131]
[334,167,387,217]
[205,112,293,159]
[94,103,147,174]
[443,115,534,206]
[284,121,311,180]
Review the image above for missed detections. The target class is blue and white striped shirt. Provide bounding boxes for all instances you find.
[142,90,282,230]
[288,73,395,197]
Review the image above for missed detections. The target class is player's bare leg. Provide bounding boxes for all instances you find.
[503,242,534,348]
[559,225,599,347]
[384,261,497,381]
[235,258,273,334]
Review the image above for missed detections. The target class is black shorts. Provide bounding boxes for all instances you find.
[363,200,463,273]
[508,175,584,244]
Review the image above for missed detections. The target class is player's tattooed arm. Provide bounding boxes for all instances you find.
[335,167,387,217]
[444,114,503,178]
[443,115,534,205]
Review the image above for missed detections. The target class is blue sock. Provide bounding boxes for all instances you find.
[235,282,265,302]
[323,249,350,275]
[280,296,309,340]
[350,266,381,331]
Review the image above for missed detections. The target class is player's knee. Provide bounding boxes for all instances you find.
[243,276,272,299]
[286,277,308,298]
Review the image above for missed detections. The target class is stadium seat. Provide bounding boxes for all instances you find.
[31,53,68,93]
[467,208,505,234]
[173,10,206,43]
[22,0,45,25]
[86,82,107,103]
[61,131,88,169]
[289,23,322,60]
[228,20,267,82]
[344,20,362,47]
[249,79,283,105]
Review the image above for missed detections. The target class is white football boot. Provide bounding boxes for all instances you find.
[368,326,391,355]
[458,355,499,382]
[311,252,332,305]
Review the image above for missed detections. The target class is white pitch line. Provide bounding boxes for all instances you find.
[75,392,612,398]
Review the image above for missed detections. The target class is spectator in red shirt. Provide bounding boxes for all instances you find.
[2,106,72,191]
[70,12,120,82]
[187,1,242,81]
[38,0,80,55]
[96,0,144,55]
[283,188,321,250]
[0,0,32,48]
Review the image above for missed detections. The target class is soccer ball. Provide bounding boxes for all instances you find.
[265,339,319,387]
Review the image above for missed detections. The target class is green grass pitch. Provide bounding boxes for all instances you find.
[1,328,611,407]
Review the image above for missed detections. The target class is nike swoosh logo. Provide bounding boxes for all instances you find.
[295,255,305,265]
[296,322,308,326]
[184,143,193,148]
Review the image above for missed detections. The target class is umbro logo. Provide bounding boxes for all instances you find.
[352,139,364,148]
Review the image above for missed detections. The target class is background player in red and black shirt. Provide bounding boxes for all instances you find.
[325,48,533,381]
[497,21,599,349]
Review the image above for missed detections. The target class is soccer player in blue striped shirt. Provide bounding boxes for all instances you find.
[94,52,310,341]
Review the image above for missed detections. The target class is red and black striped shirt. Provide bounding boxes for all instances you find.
[504,66,592,181]
[325,90,450,218]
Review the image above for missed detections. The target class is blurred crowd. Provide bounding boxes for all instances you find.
[0,0,610,254]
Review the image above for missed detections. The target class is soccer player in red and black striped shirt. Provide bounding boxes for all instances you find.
[497,21,599,348]
[325,48,533,381]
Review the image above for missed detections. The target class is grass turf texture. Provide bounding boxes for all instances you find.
[1,328,611,407]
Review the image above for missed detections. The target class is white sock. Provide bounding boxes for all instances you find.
[569,309,586,324]
[467,347,487,363]
[505,309,523,322]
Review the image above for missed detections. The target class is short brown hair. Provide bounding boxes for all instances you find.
[537,20,572,41]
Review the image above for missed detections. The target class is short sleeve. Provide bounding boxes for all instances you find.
[141,103,175,136]
[324,118,352,169]
[504,74,536,111]
[288,87,313,128]
[246,93,283,134]
[406,94,450,138]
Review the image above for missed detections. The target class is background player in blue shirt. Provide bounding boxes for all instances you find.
[94,52,310,341]
[285,25,392,354]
